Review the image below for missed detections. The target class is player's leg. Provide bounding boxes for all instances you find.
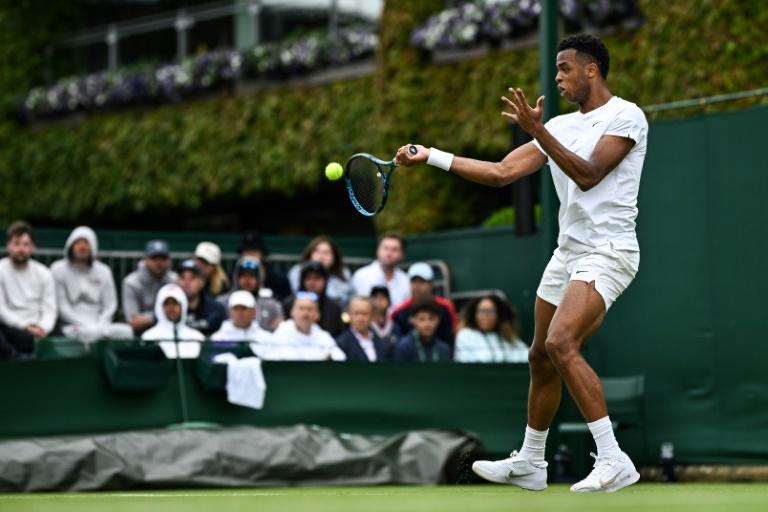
[470,296,557,491]
[545,279,639,493]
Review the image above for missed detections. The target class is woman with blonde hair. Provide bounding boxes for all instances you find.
[194,241,230,297]
[454,295,529,363]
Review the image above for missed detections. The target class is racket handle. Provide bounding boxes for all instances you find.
[408,145,418,155]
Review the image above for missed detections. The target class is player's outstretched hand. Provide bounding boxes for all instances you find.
[501,87,544,135]
[395,144,428,167]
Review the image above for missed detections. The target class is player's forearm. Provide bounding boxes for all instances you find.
[449,156,511,187]
[532,125,603,191]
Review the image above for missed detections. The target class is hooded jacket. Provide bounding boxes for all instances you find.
[142,283,204,358]
[50,226,118,327]
[121,258,177,321]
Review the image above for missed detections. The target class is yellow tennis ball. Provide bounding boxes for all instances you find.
[325,162,343,181]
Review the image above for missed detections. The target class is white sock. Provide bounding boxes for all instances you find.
[518,425,548,463]
[587,416,621,457]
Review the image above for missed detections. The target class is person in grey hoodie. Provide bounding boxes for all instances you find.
[121,240,177,335]
[50,226,133,343]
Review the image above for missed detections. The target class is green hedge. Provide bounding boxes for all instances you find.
[0,0,766,233]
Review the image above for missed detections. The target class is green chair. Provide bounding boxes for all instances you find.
[35,337,90,359]
[102,340,172,392]
[556,375,646,476]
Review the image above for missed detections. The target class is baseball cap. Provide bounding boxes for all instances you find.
[301,260,328,278]
[407,262,434,282]
[228,290,256,309]
[178,258,202,277]
[295,291,319,302]
[145,239,170,257]
[237,258,260,274]
[195,241,221,265]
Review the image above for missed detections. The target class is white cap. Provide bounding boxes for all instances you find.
[407,262,434,281]
[195,241,221,265]
[228,290,256,309]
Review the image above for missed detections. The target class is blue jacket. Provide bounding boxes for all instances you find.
[335,329,392,362]
[392,333,452,362]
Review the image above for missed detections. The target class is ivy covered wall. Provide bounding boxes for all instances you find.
[0,0,766,233]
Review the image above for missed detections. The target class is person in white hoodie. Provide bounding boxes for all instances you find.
[0,221,56,359]
[211,290,276,357]
[142,283,204,358]
[50,226,133,343]
[271,292,345,361]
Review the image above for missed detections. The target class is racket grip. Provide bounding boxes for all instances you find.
[408,145,418,155]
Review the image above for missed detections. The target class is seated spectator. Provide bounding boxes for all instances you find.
[122,240,177,335]
[142,283,204,358]
[50,226,133,343]
[351,232,410,307]
[390,262,458,344]
[288,236,353,307]
[369,285,397,345]
[392,299,452,362]
[194,242,230,296]
[0,221,56,359]
[177,259,226,336]
[335,297,392,362]
[218,257,283,332]
[211,291,277,354]
[455,295,529,363]
[284,261,344,337]
[271,292,346,361]
[237,231,291,300]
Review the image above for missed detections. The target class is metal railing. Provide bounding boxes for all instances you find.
[28,248,451,300]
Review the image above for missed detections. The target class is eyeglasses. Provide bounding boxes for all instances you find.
[476,308,497,315]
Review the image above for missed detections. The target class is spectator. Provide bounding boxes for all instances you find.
[177,259,226,337]
[0,221,56,359]
[455,295,529,363]
[219,257,284,331]
[237,231,291,300]
[50,226,133,343]
[122,239,177,335]
[369,285,397,344]
[194,242,230,296]
[351,232,410,306]
[390,262,458,344]
[392,299,452,362]
[142,283,204,358]
[284,261,344,337]
[288,236,353,307]
[335,297,391,362]
[271,292,346,361]
[211,290,277,352]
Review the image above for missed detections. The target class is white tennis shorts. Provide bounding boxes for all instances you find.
[536,241,640,311]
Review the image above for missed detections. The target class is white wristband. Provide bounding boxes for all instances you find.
[427,147,454,172]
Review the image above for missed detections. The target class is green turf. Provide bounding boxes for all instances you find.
[1,484,766,512]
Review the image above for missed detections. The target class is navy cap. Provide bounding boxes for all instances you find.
[178,258,202,277]
[145,239,170,257]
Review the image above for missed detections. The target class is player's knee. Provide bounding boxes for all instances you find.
[544,331,578,366]
[528,345,551,369]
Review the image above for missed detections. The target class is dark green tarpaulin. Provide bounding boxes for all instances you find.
[0,425,480,492]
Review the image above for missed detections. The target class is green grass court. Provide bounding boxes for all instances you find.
[2,484,766,512]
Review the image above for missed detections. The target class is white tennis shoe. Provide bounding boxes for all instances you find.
[570,451,640,493]
[471,450,548,491]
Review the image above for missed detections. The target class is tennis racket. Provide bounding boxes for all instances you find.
[345,145,418,216]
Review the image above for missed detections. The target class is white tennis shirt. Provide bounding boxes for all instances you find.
[532,96,648,251]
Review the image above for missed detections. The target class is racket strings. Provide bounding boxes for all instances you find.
[347,157,385,214]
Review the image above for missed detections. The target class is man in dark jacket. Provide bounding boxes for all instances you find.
[392,298,452,362]
[177,259,226,337]
[335,297,391,362]
[237,231,292,300]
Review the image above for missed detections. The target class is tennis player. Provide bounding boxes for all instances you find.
[395,33,648,493]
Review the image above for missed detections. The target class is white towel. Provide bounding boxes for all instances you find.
[225,357,267,410]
